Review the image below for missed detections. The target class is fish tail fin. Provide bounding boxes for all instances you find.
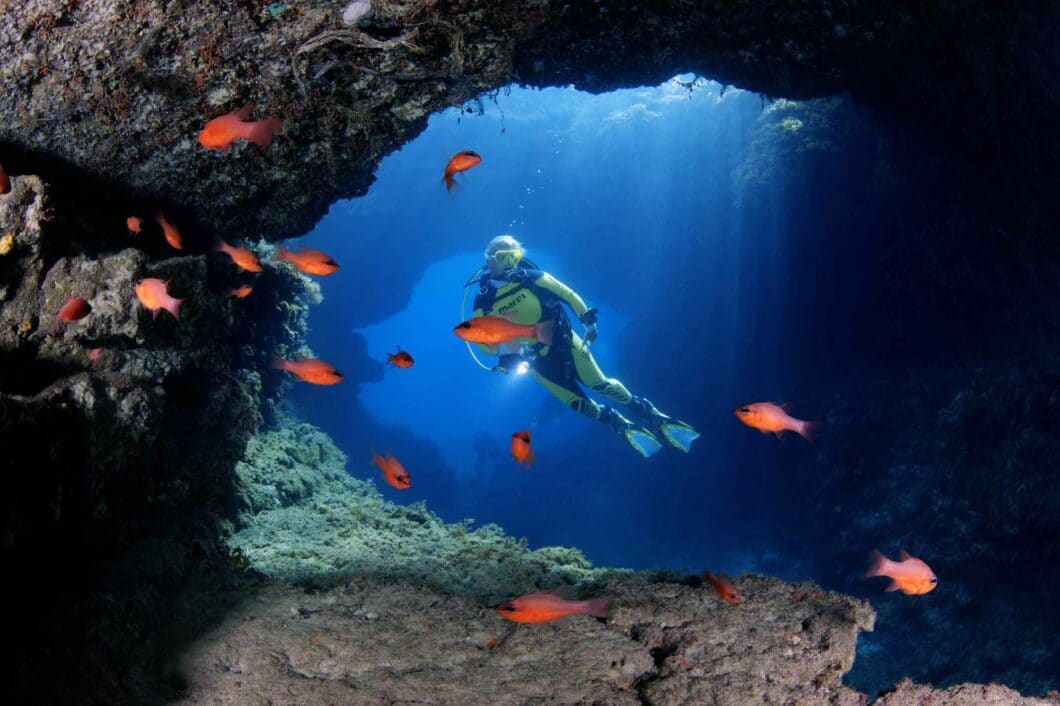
[525,450,536,469]
[444,173,457,193]
[273,245,290,262]
[581,597,612,619]
[535,319,554,347]
[269,356,288,372]
[167,298,182,319]
[250,117,282,148]
[798,421,822,443]
[213,238,227,253]
[864,549,889,578]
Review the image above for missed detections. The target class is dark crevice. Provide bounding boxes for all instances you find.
[0,350,79,396]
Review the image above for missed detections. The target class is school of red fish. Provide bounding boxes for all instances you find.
[0,107,937,638]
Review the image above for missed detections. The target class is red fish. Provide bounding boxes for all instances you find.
[198,104,282,152]
[215,239,263,272]
[270,357,343,385]
[453,316,553,347]
[154,212,183,250]
[495,592,611,624]
[734,402,820,442]
[371,451,411,490]
[0,162,10,195]
[230,285,254,298]
[126,216,142,235]
[273,245,339,276]
[511,431,535,468]
[135,278,182,319]
[386,349,414,369]
[443,150,481,192]
[56,296,91,322]
[703,572,742,604]
[865,549,938,596]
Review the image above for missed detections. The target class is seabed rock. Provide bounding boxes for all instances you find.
[205,419,1051,705]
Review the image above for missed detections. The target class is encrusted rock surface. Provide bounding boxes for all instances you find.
[1,1,1056,243]
[208,419,1047,705]
[228,420,619,601]
[175,574,875,706]
[0,172,317,704]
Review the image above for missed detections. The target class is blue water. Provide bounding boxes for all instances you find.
[287,79,887,571]
[279,78,993,692]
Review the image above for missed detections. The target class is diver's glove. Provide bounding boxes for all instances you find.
[581,308,599,343]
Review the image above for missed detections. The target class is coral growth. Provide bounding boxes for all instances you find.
[229,419,614,602]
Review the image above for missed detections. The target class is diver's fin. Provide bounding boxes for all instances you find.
[660,421,700,453]
[625,427,662,458]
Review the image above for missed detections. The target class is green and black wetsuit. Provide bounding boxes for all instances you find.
[472,266,699,457]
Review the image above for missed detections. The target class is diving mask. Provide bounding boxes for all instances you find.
[486,247,524,270]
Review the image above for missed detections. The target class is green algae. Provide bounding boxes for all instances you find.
[228,418,627,603]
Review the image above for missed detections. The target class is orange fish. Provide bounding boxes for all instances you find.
[56,296,91,322]
[126,216,142,235]
[135,278,182,320]
[495,592,611,624]
[0,162,10,194]
[865,549,938,596]
[371,451,411,490]
[215,239,263,272]
[198,104,283,152]
[87,347,103,364]
[703,572,742,604]
[154,212,183,250]
[270,357,343,385]
[511,431,535,468]
[453,316,553,347]
[273,245,339,276]
[386,349,414,369]
[734,402,820,442]
[443,149,481,192]
[230,285,254,298]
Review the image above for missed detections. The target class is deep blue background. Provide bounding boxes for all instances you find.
[277,79,1060,696]
[286,80,871,574]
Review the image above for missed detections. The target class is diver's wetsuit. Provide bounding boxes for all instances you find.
[472,268,629,419]
[472,266,698,456]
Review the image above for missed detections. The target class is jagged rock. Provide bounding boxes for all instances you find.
[1,2,1055,242]
[229,420,618,601]
[874,679,1053,706]
[174,574,874,706]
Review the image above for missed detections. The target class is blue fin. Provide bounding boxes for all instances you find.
[661,422,700,453]
[625,428,662,458]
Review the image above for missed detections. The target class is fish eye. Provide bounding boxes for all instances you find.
[930,577,938,584]
[458,322,471,329]
[739,407,750,414]
[498,602,515,612]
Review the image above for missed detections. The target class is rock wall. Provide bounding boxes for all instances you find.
[2,1,1056,244]
[2,0,1059,703]
[0,173,316,703]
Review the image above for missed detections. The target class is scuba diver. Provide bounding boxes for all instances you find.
[457,235,699,458]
